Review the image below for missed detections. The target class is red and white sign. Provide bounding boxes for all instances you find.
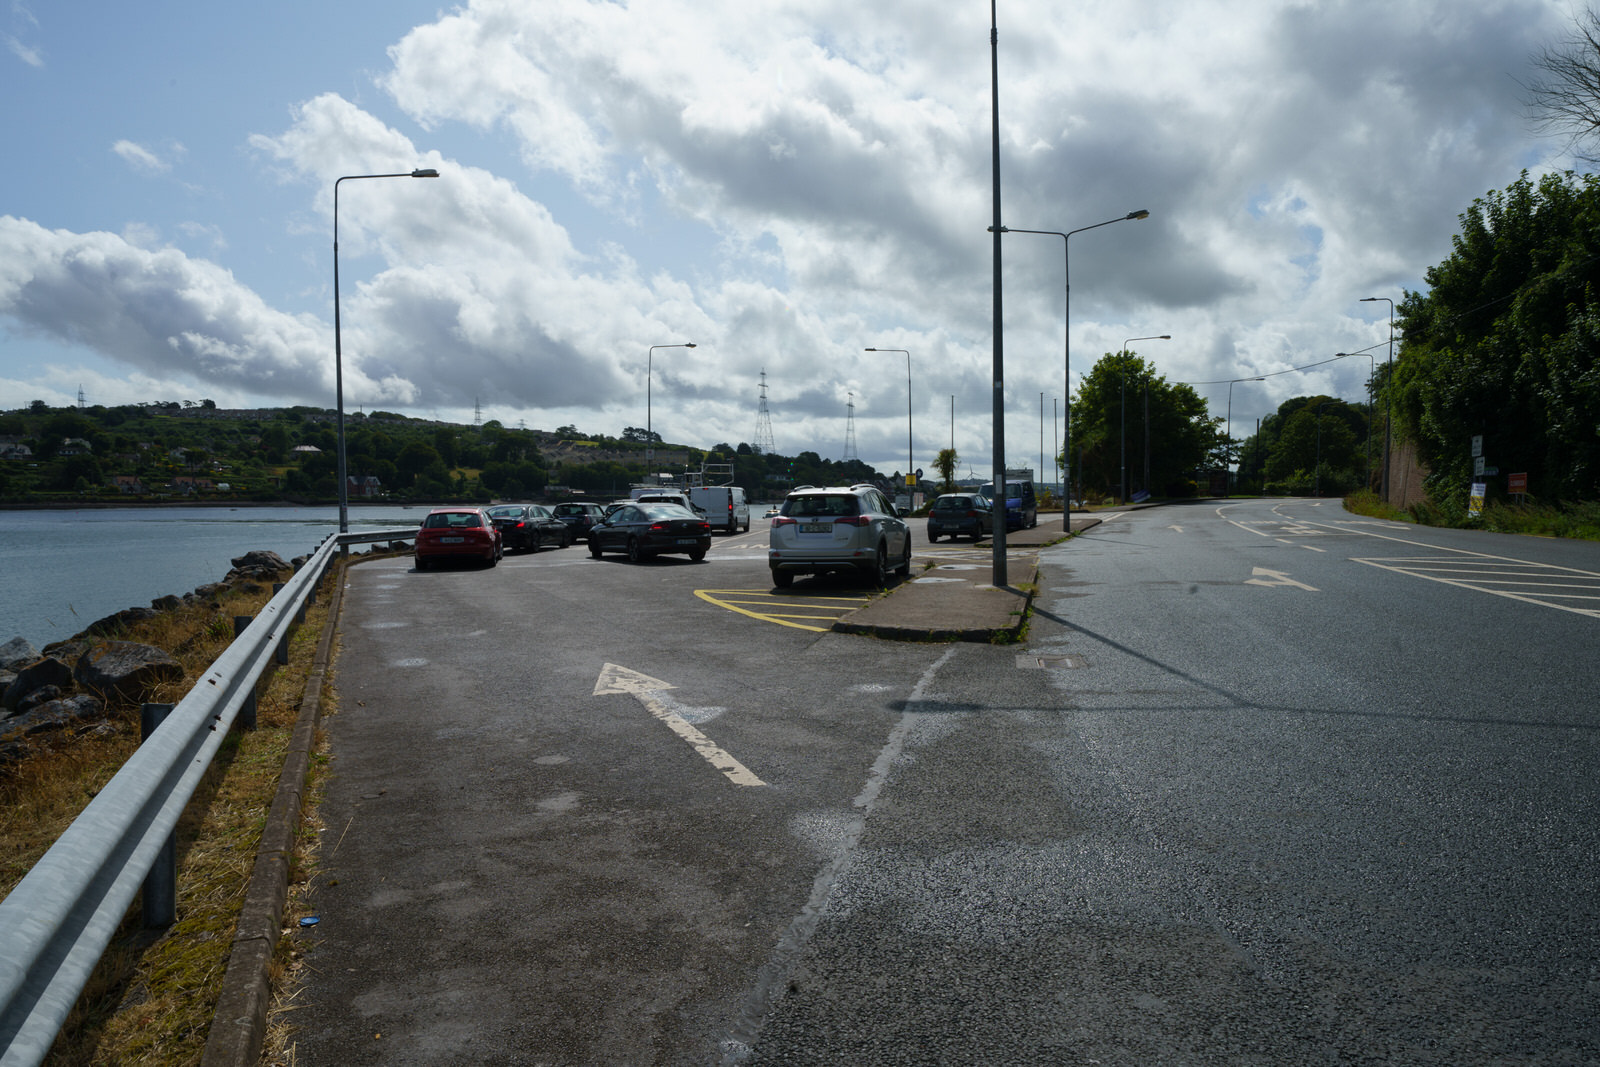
[1508,472,1528,494]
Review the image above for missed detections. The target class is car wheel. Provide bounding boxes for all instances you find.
[415,555,429,571]
[895,541,912,578]
[589,541,604,559]
[689,548,707,561]
[869,544,889,588]
[626,537,645,563]
[772,570,793,588]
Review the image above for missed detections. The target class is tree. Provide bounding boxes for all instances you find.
[934,448,958,493]
[1071,351,1218,499]
[1394,170,1600,504]
[1526,7,1600,164]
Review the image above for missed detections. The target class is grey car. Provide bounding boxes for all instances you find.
[768,484,912,588]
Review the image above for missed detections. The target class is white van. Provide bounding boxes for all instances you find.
[688,484,751,534]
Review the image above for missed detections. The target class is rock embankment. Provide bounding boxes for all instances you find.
[0,549,300,770]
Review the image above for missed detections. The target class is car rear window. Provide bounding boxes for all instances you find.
[784,495,859,517]
[423,512,482,529]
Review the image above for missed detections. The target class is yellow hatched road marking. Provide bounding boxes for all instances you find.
[695,588,872,632]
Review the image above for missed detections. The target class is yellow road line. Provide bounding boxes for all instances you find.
[695,588,871,632]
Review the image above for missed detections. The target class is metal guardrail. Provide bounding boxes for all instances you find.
[0,529,412,1066]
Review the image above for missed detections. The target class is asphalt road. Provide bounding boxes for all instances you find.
[291,502,1600,1065]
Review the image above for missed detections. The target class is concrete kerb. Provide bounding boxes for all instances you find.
[200,558,347,1067]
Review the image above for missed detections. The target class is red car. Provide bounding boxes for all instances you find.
[415,507,503,569]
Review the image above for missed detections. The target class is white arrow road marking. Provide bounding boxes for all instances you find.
[1244,567,1319,591]
[593,663,766,787]
[1167,525,1185,533]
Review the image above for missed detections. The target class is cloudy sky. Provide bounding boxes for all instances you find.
[0,0,1578,477]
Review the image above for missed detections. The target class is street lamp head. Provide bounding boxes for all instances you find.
[411,169,440,178]
[685,343,697,348]
[1126,210,1151,220]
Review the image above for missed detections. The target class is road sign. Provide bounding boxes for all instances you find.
[1468,481,1486,518]
[1474,456,1485,475]
[1509,472,1528,493]
[1472,435,1483,458]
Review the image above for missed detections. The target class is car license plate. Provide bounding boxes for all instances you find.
[676,538,699,545]
[441,536,464,543]
[801,523,830,533]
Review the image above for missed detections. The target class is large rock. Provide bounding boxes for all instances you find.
[3,656,74,712]
[84,607,160,637]
[0,693,106,741]
[0,637,40,672]
[226,550,291,582]
[74,641,183,706]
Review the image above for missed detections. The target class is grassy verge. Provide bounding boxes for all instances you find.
[1344,488,1600,539]
[0,563,345,1066]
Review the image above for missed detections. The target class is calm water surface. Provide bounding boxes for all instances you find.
[0,505,430,650]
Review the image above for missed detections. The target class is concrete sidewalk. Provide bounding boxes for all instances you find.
[832,512,1103,642]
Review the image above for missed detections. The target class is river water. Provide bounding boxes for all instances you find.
[0,505,431,651]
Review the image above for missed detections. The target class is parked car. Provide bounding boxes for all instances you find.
[551,501,608,541]
[486,504,572,552]
[979,476,1039,529]
[633,491,708,518]
[588,502,713,563]
[415,507,502,569]
[768,484,911,588]
[926,493,994,542]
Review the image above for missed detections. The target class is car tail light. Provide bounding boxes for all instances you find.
[649,522,670,532]
[967,509,981,518]
[835,515,871,526]
[772,516,797,527]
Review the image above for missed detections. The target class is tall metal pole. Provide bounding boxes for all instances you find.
[866,348,912,495]
[993,210,1150,527]
[647,343,696,477]
[1120,335,1168,504]
[990,0,1007,585]
[333,168,438,534]
[1361,297,1396,503]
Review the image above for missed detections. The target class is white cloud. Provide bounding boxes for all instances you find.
[112,140,170,174]
[0,0,1583,473]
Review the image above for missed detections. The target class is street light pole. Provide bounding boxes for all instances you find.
[1225,376,1266,496]
[1360,296,1396,503]
[993,209,1151,526]
[647,343,696,477]
[334,168,438,534]
[1337,351,1377,491]
[1120,335,1169,503]
[866,348,913,497]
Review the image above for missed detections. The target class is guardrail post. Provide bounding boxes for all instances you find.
[140,702,177,929]
[233,617,257,730]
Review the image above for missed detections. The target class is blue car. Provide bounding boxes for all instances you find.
[979,479,1038,530]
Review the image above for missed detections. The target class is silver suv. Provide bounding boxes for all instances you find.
[768,484,912,588]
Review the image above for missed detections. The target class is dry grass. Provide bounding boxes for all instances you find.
[0,565,345,1067]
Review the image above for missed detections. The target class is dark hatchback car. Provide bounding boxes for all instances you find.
[926,493,995,542]
[588,503,713,563]
[551,501,608,541]
[485,504,573,552]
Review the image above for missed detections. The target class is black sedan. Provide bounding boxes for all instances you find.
[925,493,995,542]
[486,504,574,552]
[588,503,712,563]
[551,501,608,541]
